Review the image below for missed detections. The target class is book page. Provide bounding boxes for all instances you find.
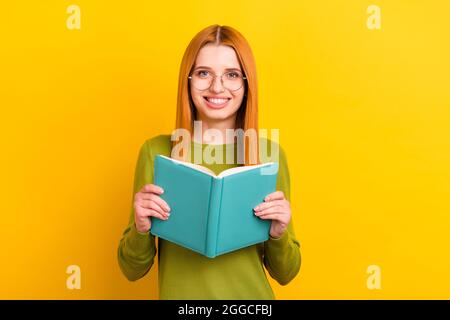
[157,155,216,177]
[217,162,275,178]
[157,155,274,178]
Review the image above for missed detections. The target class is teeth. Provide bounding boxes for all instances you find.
[207,97,229,105]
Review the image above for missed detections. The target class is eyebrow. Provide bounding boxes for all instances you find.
[193,66,242,72]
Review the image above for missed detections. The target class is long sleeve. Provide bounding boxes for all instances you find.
[117,140,157,281]
[263,145,301,285]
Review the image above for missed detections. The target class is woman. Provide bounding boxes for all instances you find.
[117,25,301,299]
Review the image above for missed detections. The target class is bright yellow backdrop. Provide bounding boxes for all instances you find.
[1,1,449,299]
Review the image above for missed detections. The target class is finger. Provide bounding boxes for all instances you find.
[138,193,171,212]
[256,213,284,221]
[253,200,285,212]
[254,205,284,217]
[137,208,168,221]
[264,191,285,201]
[141,184,164,194]
[138,200,169,217]
[148,194,171,212]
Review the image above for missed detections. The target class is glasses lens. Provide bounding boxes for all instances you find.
[190,70,245,91]
[191,70,211,90]
[223,71,244,91]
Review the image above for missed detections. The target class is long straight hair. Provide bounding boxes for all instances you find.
[172,24,260,166]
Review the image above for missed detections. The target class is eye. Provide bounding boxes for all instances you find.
[196,70,210,78]
[226,72,240,79]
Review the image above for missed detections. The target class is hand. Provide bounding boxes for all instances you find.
[253,191,291,239]
[134,184,171,233]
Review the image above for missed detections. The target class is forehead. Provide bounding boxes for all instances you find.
[194,44,241,69]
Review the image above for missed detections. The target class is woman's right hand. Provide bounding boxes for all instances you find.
[134,184,171,233]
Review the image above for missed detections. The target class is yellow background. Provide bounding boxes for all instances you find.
[1,1,449,299]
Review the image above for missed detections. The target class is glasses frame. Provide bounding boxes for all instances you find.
[188,69,247,92]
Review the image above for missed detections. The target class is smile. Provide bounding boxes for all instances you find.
[203,96,231,109]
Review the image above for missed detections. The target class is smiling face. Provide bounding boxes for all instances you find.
[189,44,246,126]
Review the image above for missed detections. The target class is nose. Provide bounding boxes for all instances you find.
[210,75,225,93]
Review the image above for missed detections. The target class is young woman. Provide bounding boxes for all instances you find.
[118,25,301,299]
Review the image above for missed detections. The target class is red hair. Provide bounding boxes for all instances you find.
[172,24,260,165]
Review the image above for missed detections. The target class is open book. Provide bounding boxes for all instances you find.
[150,154,279,258]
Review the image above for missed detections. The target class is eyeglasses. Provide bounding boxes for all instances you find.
[188,69,247,91]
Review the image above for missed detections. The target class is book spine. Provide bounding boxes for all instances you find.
[205,177,223,258]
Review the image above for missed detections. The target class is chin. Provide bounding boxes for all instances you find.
[202,109,234,121]
[200,103,239,119]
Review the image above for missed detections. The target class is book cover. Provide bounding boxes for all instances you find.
[150,154,279,258]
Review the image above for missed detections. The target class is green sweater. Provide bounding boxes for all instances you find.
[117,134,301,299]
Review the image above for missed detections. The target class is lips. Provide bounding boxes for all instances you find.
[203,96,231,109]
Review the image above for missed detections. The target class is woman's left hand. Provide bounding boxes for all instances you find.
[253,191,291,239]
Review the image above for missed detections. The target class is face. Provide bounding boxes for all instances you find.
[189,44,246,126]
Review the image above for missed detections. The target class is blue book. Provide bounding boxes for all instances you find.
[151,154,279,258]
